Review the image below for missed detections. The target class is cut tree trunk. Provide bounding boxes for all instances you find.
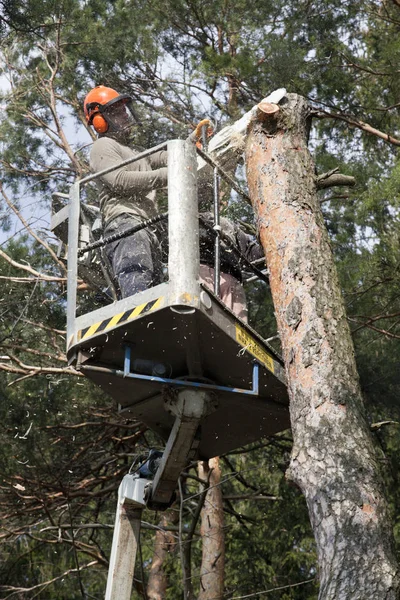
[245,93,400,599]
[198,457,225,600]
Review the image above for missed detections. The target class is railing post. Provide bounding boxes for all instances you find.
[213,167,221,295]
[66,182,80,349]
[167,140,200,302]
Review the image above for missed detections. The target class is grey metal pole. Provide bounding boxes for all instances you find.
[199,126,221,296]
[213,167,221,296]
[105,475,147,600]
[105,506,142,600]
[167,139,200,302]
[66,182,80,349]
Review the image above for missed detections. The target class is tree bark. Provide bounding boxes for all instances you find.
[147,509,178,600]
[245,93,400,599]
[198,457,225,600]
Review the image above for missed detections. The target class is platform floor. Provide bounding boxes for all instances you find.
[73,293,290,458]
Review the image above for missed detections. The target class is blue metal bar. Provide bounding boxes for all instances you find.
[124,371,258,395]
[118,345,260,396]
[124,346,131,377]
[252,362,259,395]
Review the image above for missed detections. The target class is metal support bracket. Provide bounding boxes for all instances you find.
[123,345,260,397]
[99,344,263,595]
[148,388,216,509]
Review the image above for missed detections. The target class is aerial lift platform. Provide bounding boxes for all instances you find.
[53,138,289,599]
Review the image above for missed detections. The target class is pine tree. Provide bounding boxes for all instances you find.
[0,1,400,597]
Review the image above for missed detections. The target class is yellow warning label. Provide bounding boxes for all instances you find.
[235,325,275,373]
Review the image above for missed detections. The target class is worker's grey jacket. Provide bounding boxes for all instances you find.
[90,136,168,226]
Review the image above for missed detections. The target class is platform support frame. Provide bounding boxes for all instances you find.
[105,385,217,599]
[149,387,216,508]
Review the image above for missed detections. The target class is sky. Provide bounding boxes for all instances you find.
[0,88,93,247]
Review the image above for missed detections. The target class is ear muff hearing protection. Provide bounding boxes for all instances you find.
[91,112,108,134]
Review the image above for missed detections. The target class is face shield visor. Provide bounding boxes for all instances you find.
[101,95,137,133]
[99,94,138,135]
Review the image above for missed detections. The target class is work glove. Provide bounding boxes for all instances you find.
[187,118,214,148]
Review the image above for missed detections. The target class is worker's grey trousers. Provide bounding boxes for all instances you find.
[104,214,162,298]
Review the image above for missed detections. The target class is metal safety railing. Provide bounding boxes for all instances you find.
[65,137,268,344]
[66,141,168,343]
[77,212,168,257]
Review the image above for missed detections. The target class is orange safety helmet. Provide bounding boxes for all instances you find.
[84,85,135,134]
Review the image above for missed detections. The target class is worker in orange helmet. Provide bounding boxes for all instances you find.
[84,86,263,320]
[84,85,168,298]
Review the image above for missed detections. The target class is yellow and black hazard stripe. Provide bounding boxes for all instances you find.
[77,296,164,342]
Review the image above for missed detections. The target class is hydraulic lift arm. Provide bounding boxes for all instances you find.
[105,387,217,600]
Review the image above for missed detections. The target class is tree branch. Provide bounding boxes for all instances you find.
[317,173,356,189]
[0,561,98,598]
[0,183,67,274]
[312,108,400,146]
